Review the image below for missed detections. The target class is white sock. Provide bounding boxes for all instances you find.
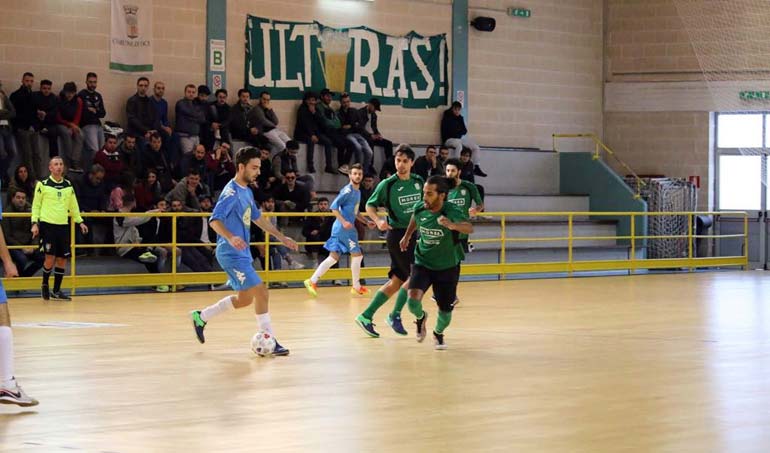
[310,256,338,284]
[351,255,364,290]
[257,313,273,335]
[200,295,235,322]
[0,326,15,389]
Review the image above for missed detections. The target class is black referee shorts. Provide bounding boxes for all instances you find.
[39,222,71,258]
[408,264,460,312]
[386,228,416,282]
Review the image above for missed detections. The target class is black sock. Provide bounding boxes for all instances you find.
[53,267,65,292]
[42,267,52,286]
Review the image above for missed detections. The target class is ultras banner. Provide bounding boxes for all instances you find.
[245,15,448,108]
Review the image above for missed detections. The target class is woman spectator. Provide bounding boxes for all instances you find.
[134,169,162,212]
[7,164,36,204]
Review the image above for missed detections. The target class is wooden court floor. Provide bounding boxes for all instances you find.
[2,271,770,452]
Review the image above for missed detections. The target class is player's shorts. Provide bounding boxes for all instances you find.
[0,281,7,304]
[408,264,460,312]
[460,237,470,254]
[386,228,416,282]
[217,251,262,291]
[324,230,361,254]
[39,222,71,258]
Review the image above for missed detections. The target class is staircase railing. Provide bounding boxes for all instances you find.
[553,133,646,199]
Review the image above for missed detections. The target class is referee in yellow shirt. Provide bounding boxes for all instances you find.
[31,157,88,301]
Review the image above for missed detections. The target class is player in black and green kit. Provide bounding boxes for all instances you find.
[399,175,473,350]
[355,146,423,337]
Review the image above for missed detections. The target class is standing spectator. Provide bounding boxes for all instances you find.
[2,189,44,277]
[113,193,167,292]
[273,170,311,214]
[317,89,351,174]
[7,165,36,205]
[133,169,162,212]
[32,80,59,178]
[206,142,235,191]
[441,101,486,176]
[0,82,16,186]
[175,84,206,155]
[360,98,393,167]
[93,135,125,188]
[205,89,231,150]
[271,140,314,191]
[78,72,106,159]
[169,197,214,273]
[125,77,160,147]
[55,82,84,172]
[10,73,38,179]
[338,93,373,176]
[229,88,263,146]
[413,145,443,181]
[150,80,178,164]
[248,91,291,154]
[293,91,334,174]
[31,156,89,301]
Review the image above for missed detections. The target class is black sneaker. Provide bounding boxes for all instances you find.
[272,340,290,356]
[190,310,206,343]
[433,331,447,350]
[355,314,380,338]
[473,164,488,177]
[414,312,428,342]
[50,291,71,301]
[41,284,50,301]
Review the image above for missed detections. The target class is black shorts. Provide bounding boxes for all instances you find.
[408,264,460,312]
[386,228,416,281]
[460,237,470,254]
[39,222,71,258]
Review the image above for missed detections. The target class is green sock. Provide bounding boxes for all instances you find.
[435,310,452,334]
[407,297,424,319]
[390,288,408,317]
[362,291,390,320]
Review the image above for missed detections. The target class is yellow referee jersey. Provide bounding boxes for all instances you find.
[31,176,84,225]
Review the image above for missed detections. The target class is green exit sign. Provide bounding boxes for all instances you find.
[508,7,531,18]
[740,91,770,100]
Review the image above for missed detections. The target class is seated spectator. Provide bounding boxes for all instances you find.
[459,148,485,201]
[293,91,333,174]
[2,189,44,277]
[134,169,162,212]
[169,197,214,273]
[360,97,393,165]
[229,88,265,147]
[118,135,139,174]
[178,143,209,181]
[140,132,174,191]
[109,174,135,212]
[74,164,109,255]
[301,197,336,267]
[7,164,36,204]
[438,145,450,165]
[256,147,277,194]
[339,93,373,175]
[413,145,443,181]
[248,90,291,154]
[206,142,235,192]
[114,193,167,292]
[137,198,170,265]
[203,88,231,150]
[260,196,304,269]
[271,140,315,192]
[165,169,208,210]
[93,134,125,188]
[441,101,486,176]
[175,84,206,154]
[55,81,85,172]
[273,169,311,214]
[317,89,350,173]
[198,195,215,244]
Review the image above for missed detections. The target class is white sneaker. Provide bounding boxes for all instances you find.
[333,280,344,286]
[0,381,39,407]
[289,261,305,270]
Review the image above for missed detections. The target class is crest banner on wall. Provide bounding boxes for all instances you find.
[110,0,153,73]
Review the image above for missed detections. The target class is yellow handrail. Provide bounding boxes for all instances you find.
[553,132,647,199]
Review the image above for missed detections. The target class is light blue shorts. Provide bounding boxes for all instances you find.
[324,230,361,255]
[217,253,262,291]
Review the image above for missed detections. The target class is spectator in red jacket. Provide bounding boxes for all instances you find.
[56,81,84,172]
[206,142,235,191]
[93,134,125,189]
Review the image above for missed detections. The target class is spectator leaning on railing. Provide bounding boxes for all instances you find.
[1,189,44,277]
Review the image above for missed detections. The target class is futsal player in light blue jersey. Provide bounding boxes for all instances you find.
[190,147,298,355]
[304,164,375,297]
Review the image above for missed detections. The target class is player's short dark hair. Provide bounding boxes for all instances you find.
[235,146,260,167]
[426,175,457,195]
[86,72,97,79]
[395,145,415,161]
[444,158,462,170]
[237,88,250,97]
[350,163,363,172]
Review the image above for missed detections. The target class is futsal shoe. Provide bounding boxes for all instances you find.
[0,380,39,407]
[433,331,448,350]
[303,279,318,297]
[272,340,290,356]
[190,310,207,343]
[50,291,71,301]
[386,313,408,336]
[41,284,50,301]
[355,314,380,338]
[350,286,371,296]
[414,312,428,343]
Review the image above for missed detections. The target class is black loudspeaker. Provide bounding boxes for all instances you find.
[471,17,496,32]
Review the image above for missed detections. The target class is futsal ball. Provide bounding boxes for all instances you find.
[251,331,276,357]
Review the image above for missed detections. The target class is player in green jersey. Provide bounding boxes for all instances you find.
[355,145,423,338]
[399,175,473,350]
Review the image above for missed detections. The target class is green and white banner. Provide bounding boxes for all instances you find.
[110,0,153,73]
[245,15,448,108]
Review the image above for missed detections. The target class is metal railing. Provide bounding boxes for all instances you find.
[0,210,748,292]
[553,132,647,199]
